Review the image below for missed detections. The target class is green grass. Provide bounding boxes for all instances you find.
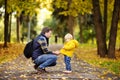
[99,61,120,74]
[75,43,120,75]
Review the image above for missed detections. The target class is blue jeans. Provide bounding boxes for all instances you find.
[34,54,57,69]
[64,55,71,71]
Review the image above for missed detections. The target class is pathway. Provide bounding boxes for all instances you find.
[0,44,119,80]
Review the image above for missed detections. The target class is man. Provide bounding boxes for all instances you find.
[32,27,59,73]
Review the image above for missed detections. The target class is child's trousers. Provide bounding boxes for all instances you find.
[64,55,71,71]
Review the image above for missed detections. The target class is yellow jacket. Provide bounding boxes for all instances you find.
[60,39,79,57]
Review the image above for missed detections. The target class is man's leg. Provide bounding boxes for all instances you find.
[48,62,56,67]
[34,54,57,69]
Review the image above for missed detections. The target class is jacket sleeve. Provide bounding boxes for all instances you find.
[74,40,79,48]
[37,37,51,54]
[63,42,75,50]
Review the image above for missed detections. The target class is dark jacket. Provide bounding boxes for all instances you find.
[32,34,52,60]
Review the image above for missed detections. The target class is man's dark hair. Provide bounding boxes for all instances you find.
[41,27,52,34]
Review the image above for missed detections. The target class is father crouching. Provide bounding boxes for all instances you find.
[32,27,59,74]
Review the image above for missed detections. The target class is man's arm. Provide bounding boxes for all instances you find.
[37,36,60,55]
[37,37,51,54]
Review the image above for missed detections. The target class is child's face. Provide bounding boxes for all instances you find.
[65,38,71,42]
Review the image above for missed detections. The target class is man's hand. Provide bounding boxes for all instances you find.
[53,51,60,55]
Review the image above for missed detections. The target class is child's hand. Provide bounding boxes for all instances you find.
[53,51,60,55]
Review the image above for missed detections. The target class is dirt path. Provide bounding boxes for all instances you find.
[0,44,119,80]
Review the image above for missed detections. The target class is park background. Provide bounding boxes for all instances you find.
[0,0,120,77]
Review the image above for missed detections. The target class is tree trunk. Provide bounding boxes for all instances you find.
[92,0,107,57]
[27,20,31,42]
[103,0,108,54]
[108,0,120,58]
[16,16,20,43]
[78,14,84,43]
[67,0,74,35]
[67,15,74,35]
[8,13,12,42]
[55,35,58,43]
[4,0,9,47]
[26,15,31,42]
[104,0,107,36]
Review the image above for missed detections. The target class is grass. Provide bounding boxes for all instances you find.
[75,43,120,75]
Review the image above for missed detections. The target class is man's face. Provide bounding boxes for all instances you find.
[45,31,52,38]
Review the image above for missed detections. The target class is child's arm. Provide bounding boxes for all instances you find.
[63,42,75,50]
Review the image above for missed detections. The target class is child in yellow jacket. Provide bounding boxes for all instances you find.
[60,33,79,73]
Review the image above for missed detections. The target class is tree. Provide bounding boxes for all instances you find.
[108,0,120,58]
[78,14,95,43]
[103,0,108,40]
[8,13,12,42]
[4,0,9,47]
[13,0,40,42]
[16,15,20,42]
[3,0,40,43]
[92,0,107,57]
[92,0,120,59]
[103,0,108,55]
[78,14,84,43]
[52,0,92,36]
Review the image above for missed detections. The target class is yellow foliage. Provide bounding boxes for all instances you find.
[0,43,25,64]
[53,0,92,16]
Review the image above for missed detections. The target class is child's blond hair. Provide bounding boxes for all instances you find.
[64,33,73,41]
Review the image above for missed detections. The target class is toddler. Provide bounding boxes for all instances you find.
[60,33,79,73]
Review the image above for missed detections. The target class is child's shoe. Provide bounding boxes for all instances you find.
[63,70,72,74]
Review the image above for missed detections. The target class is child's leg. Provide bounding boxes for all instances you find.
[64,55,71,71]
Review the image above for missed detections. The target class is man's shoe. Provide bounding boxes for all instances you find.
[37,68,47,74]
[43,68,47,72]
[34,65,38,70]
